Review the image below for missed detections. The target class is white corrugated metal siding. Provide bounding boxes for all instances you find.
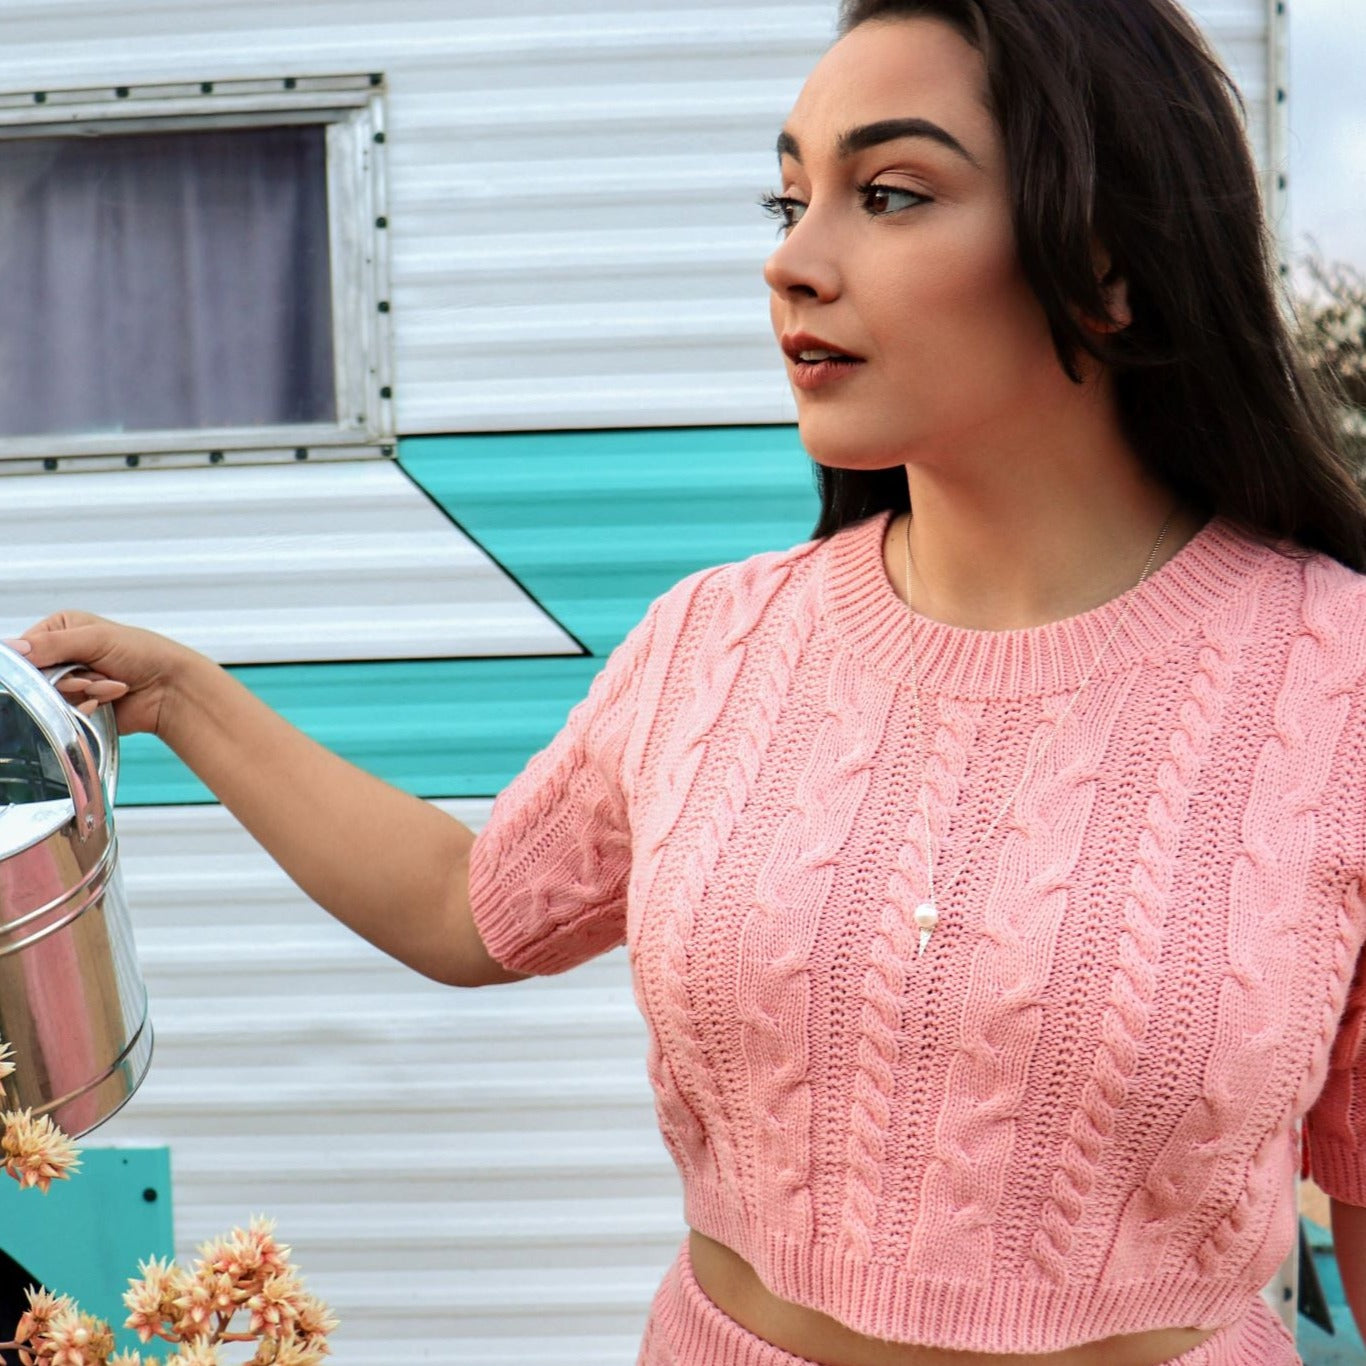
[1,0,1290,436]
[0,462,576,664]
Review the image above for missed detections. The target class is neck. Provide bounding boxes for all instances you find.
[890,467,1207,632]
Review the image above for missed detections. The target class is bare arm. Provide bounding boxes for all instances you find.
[161,653,531,988]
[1331,1197,1366,1339]
[13,612,533,988]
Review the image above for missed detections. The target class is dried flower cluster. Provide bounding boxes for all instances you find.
[0,1043,82,1195]
[0,1041,337,1365]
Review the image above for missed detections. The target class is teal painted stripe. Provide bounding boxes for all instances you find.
[400,427,817,653]
[0,1147,174,1360]
[118,654,610,805]
[116,426,820,805]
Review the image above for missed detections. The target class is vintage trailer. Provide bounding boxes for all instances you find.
[0,1,1296,1361]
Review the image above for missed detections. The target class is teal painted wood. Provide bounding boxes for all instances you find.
[117,655,610,805]
[0,1147,173,1360]
[400,427,818,653]
[115,426,820,805]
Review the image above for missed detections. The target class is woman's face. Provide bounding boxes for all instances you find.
[764,17,1102,475]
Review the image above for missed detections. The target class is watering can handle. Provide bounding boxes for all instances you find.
[41,663,120,809]
[0,644,109,842]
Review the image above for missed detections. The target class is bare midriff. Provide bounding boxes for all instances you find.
[687,1229,1223,1366]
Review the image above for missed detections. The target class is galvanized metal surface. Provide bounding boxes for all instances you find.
[0,1,1288,437]
[94,800,685,1365]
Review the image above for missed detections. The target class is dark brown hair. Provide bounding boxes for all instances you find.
[809,0,1366,573]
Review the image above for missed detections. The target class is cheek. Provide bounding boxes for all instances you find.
[870,229,1053,387]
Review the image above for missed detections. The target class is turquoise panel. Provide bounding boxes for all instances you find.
[0,1146,174,1361]
[401,427,818,653]
[116,425,820,805]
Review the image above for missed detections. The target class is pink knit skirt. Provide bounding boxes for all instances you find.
[636,1236,1303,1366]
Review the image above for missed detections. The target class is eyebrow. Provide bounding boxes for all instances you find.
[776,118,982,171]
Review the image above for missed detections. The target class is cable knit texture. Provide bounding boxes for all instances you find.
[466,508,1366,1353]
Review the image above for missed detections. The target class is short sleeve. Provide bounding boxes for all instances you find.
[1304,944,1366,1205]
[464,593,666,977]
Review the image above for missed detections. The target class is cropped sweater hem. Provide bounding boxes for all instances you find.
[684,1184,1256,1354]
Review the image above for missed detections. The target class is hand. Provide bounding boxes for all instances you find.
[3,611,205,738]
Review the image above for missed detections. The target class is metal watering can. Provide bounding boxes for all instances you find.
[0,643,152,1139]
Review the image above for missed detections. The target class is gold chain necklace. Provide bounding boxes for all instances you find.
[904,506,1176,957]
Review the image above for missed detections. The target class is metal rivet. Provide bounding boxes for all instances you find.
[201,82,213,94]
[375,216,388,229]
[125,454,140,468]
[43,458,57,472]
[33,92,46,104]
[1276,88,1285,103]
[378,300,390,313]
[380,385,392,399]
[115,87,129,99]
[142,1187,158,1203]
[374,131,386,144]
[1278,174,1287,190]
[369,73,382,86]
[209,450,224,464]
[381,445,394,457]
[295,447,308,461]
[284,77,297,90]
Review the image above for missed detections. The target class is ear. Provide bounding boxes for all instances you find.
[1078,239,1132,334]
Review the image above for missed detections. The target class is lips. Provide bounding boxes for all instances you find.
[781,331,866,363]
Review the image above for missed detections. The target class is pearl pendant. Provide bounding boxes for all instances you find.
[914,900,938,958]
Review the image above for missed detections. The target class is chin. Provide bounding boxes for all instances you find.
[797,420,916,472]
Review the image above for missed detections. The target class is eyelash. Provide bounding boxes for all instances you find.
[757,182,931,234]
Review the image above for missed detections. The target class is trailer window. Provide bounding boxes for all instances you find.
[0,76,392,474]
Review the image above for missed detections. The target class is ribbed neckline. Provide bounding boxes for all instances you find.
[819,507,1276,698]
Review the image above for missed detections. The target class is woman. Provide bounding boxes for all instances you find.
[11,1,1366,1364]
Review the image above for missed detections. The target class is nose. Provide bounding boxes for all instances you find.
[763,222,841,301]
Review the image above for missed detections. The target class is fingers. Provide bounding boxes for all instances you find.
[54,674,129,702]
[2,623,112,672]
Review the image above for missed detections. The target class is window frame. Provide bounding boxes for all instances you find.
[0,74,394,474]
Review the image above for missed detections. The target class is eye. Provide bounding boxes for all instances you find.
[856,182,931,217]
[757,183,931,236]
[758,190,804,235]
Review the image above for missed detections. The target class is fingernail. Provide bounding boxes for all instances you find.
[87,680,128,697]
[2,639,32,656]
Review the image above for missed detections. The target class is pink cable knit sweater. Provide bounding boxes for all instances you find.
[467,507,1366,1353]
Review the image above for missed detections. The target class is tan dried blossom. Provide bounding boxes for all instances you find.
[122,1256,190,1345]
[244,1272,304,1341]
[107,1354,143,1366]
[0,1109,82,1193]
[0,1040,15,1084]
[13,1286,75,1345]
[38,1306,114,1366]
[168,1278,218,1343]
[163,1343,223,1366]
[260,1336,329,1366]
[291,1293,339,1346]
[193,1217,291,1301]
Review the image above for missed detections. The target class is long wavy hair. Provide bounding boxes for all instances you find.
[808,0,1366,573]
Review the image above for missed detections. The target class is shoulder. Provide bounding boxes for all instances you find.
[650,526,832,636]
[1282,543,1366,649]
